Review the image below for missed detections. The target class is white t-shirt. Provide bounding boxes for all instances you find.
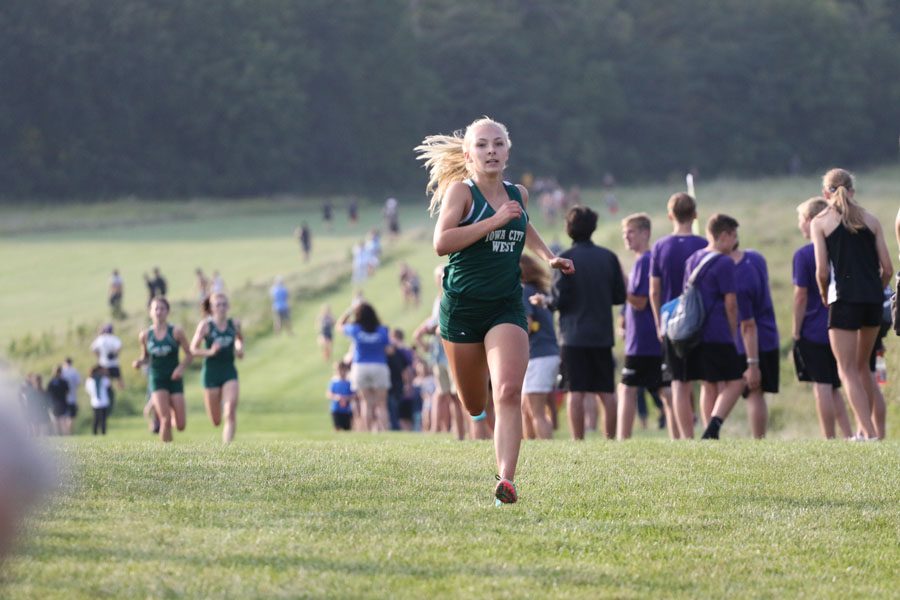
[91,334,122,368]
[85,376,111,409]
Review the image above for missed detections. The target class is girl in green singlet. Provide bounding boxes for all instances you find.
[191,292,244,443]
[415,117,574,504]
[191,292,244,444]
[132,297,193,443]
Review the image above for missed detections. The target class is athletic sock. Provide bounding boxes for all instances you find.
[471,410,487,421]
[701,416,723,439]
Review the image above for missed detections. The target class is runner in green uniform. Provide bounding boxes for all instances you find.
[191,292,244,443]
[415,117,574,504]
[132,297,193,443]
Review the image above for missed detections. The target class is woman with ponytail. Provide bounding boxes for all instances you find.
[414,117,574,504]
[810,168,892,440]
[190,293,244,443]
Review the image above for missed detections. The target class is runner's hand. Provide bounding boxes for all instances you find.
[491,201,522,227]
[529,293,547,308]
[549,256,574,274]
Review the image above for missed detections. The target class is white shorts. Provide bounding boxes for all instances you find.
[350,362,390,391]
[522,355,560,394]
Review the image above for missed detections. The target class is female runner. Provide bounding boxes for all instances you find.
[415,117,574,503]
[190,292,244,443]
[132,297,193,442]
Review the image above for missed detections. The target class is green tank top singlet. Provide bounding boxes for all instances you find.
[443,180,528,301]
[203,318,236,369]
[147,324,179,378]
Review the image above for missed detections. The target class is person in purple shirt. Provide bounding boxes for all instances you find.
[675,214,744,440]
[617,213,666,439]
[713,244,779,438]
[649,193,707,439]
[338,301,391,432]
[792,197,852,439]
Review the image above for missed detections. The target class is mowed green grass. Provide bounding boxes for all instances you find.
[2,439,898,599]
[3,171,900,598]
[3,167,900,439]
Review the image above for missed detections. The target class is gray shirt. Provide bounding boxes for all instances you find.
[60,364,81,406]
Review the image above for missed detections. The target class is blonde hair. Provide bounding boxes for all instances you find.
[796,197,828,221]
[414,117,511,215]
[823,168,864,232]
[519,253,551,293]
[621,212,651,232]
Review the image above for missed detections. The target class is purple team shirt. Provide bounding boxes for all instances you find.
[734,252,764,355]
[651,234,709,305]
[744,250,779,351]
[792,243,829,344]
[684,249,737,345]
[625,251,662,357]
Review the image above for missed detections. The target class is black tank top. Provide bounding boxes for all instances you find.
[825,223,882,304]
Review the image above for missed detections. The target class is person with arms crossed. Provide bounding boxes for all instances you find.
[415,117,573,504]
[618,213,663,440]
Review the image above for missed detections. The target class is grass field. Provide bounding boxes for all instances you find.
[2,168,900,597]
[2,440,898,598]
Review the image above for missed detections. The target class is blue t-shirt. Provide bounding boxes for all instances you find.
[329,377,353,414]
[792,243,829,345]
[684,250,736,345]
[270,284,289,312]
[625,251,662,357]
[522,282,559,359]
[343,324,389,364]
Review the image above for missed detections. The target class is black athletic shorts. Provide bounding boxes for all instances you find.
[106,366,121,379]
[331,412,352,431]
[560,345,615,393]
[662,337,687,383]
[398,398,414,421]
[51,399,68,417]
[66,403,79,418]
[740,348,780,396]
[686,342,744,383]
[828,301,882,330]
[621,355,662,390]
[793,338,840,387]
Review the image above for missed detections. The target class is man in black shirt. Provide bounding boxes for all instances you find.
[537,206,626,439]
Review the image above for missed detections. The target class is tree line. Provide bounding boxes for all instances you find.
[1,0,899,200]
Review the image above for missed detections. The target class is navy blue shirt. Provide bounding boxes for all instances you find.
[522,282,559,359]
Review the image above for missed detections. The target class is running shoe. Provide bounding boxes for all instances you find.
[494,475,517,504]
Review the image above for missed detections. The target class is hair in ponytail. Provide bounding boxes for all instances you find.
[414,117,511,215]
[822,168,865,232]
[202,292,227,316]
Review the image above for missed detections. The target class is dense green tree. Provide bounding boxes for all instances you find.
[0,0,898,199]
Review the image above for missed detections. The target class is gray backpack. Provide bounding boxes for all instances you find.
[665,252,721,358]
